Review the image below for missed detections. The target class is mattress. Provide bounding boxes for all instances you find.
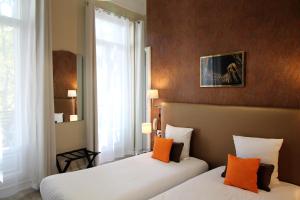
[151,166,300,200]
[40,152,208,200]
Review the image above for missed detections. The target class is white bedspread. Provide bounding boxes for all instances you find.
[152,166,300,200]
[40,152,208,200]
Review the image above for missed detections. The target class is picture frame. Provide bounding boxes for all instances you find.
[200,51,245,87]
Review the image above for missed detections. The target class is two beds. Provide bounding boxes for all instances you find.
[40,152,208,200]
[41,103,300,199]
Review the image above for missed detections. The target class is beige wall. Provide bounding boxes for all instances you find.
[52,0,85,55]
[56,121,86,153]
[56,121,86,171]
[52,0,86,154]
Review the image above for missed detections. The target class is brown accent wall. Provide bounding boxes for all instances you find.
[147,0,300,109]
[53,51,77,98]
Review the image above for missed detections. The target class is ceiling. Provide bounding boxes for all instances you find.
[98,0,146,16]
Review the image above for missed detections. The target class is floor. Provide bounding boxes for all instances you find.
[3,160,88,200]
[3,189,41,200]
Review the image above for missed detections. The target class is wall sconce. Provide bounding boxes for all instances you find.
[68,89,77,116]
[148,89,161,135]
[149,89,159,107]
[149,89,159,99]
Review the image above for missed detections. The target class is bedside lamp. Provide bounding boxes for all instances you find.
[142,123,152,134]
[67,90,77,98]
[140,123,152,154]
[68,90,77,116]
[70,114,78,122]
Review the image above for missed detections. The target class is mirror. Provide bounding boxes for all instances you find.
[53,50,83,123]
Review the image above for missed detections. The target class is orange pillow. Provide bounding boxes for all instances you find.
[152,137,174,163]
[224,154,260,193]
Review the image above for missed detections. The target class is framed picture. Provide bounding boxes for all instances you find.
[200,51,245,87]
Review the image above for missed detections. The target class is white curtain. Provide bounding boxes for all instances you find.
[0,0,55,197]
[35,0,56,181]
[84,0,97,152]
[134,21,147,153]
[95,9,135,163]
[144,47,152,150]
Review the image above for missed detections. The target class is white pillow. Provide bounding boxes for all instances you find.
[233,135,283,185]
[54,113,64,123]
[165,124,193,160]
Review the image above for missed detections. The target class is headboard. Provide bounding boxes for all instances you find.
[161,102,300,185]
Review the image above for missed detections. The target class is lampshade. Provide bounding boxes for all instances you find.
[68,90,77,98]
[70,115,78,122]
[142,123,152,134]
[149,89,159,99]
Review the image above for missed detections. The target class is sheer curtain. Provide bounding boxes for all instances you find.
[84,0,97,152]
[95,9,135,163]
[35,0,56,180]
[0,0,55,197]
[134,21,147,153]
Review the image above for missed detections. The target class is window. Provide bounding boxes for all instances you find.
[0,0,20,155]
[95,9,135,163]
[0,0,29,194]
[0,0,63,197]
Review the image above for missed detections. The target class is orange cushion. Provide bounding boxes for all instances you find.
[152,137,174,163]
[224,154,260,193]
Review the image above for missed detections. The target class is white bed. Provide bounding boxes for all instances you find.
[40,152,208,200]
[151,166,300,200]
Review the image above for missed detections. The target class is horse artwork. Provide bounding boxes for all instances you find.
[200,51,245,87]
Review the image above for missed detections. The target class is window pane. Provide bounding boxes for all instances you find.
[0,0,19,19]
[96,17,128,45]
[95,11,135,163]
[0,24,18,149]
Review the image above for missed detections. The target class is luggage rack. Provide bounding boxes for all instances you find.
[56,148,100,173]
